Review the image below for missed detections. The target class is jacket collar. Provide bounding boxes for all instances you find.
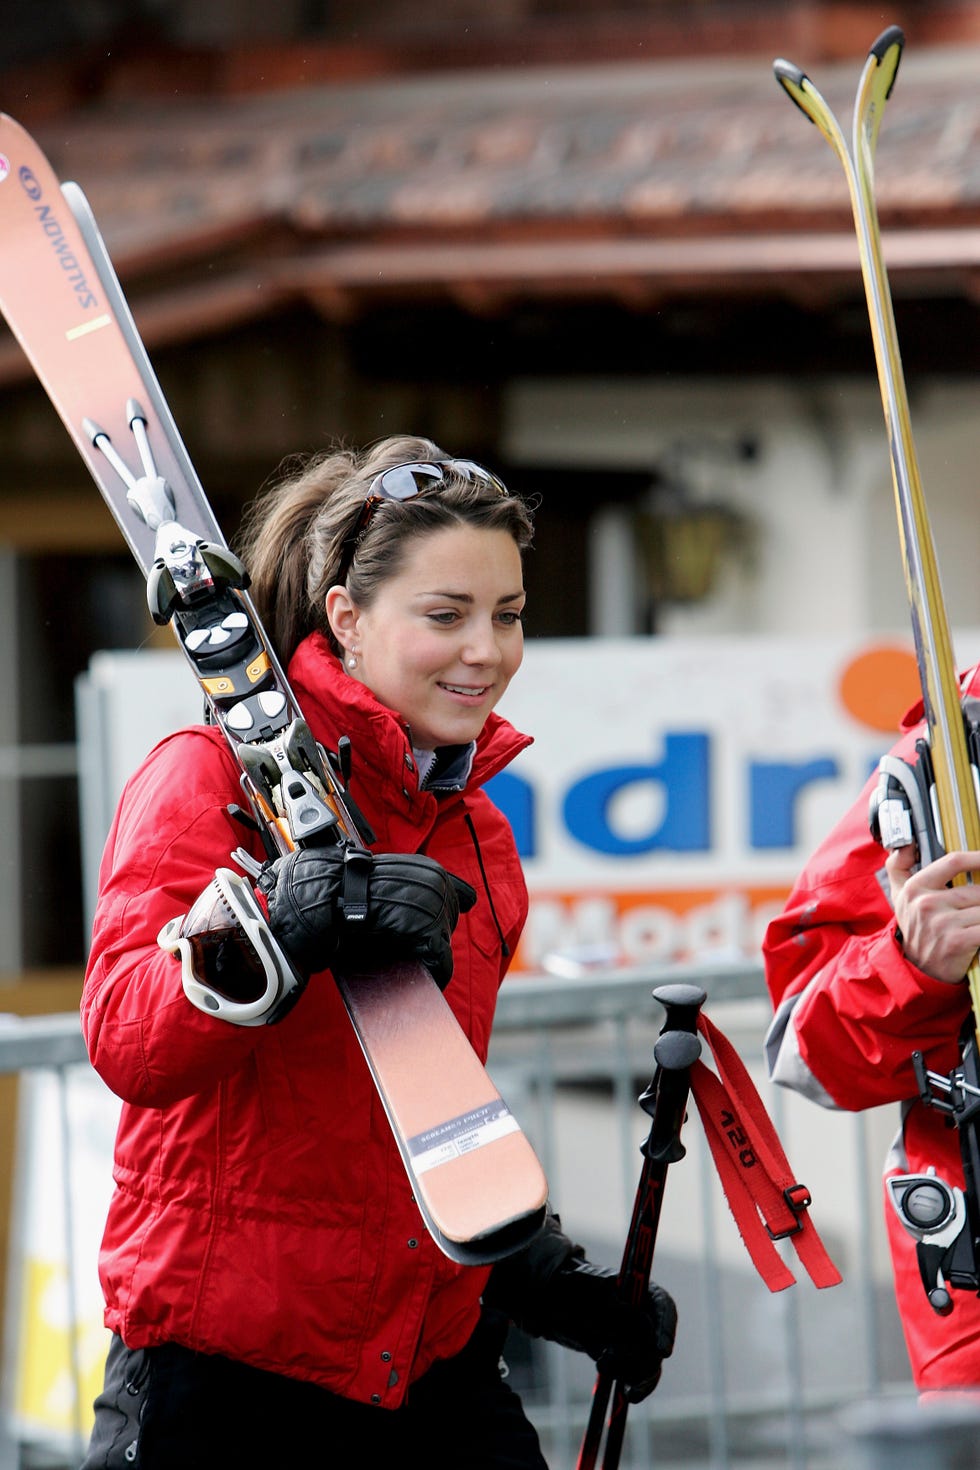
[413,742,476,793]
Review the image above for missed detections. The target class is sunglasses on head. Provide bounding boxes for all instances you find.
[335,459,510,585]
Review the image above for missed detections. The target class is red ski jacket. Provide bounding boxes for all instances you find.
[81,632,532,1408]
[763,661,980,1389]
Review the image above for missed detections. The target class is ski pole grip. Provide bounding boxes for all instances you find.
[651,982,705,1074]
[654,1029,703,1074]
[641,984,705,1163]
[653,982,707,1035]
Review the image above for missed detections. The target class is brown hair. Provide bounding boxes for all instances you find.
[237,436,535,666]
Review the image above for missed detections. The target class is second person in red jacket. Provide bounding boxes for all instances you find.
[763,662,980,1392]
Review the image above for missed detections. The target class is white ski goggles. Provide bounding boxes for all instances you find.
[336,458,509,584]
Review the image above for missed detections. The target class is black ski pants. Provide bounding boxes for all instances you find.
[80,1309,549,1469]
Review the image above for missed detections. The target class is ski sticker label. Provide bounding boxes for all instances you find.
[407,1101,521,1174]
[16,163,101,312]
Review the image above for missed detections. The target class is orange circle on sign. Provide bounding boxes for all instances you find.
[837,644,921,733]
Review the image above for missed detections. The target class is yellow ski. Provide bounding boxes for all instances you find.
[775,25,980,1309]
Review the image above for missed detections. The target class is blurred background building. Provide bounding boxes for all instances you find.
[4,2,980,1462]
[8,0,980,979]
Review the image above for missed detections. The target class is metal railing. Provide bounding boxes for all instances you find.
[2,961,976,1469]
[490,962,886,1470]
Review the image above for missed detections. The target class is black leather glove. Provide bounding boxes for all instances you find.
[484,1211,677,1403]
[260,845,476,989]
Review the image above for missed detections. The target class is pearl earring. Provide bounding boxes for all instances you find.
[347,650,358,670]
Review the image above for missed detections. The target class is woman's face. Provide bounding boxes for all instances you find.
[331,524,526,750]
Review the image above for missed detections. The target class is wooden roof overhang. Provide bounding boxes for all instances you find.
[4,45,980,381]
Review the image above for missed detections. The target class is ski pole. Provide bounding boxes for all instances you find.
[577,982,704,1470]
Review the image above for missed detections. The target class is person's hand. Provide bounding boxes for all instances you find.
[336,851,476,987]
[887,844,980,982]
[564,1268,677,1401]
[262,846,476,988]
[483,1212,676,1401]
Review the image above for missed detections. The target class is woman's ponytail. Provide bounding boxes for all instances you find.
[237,451,356,665]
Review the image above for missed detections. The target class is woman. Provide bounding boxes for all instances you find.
[81,436,676,1469]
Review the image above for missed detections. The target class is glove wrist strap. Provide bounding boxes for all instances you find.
[339,846,373,925]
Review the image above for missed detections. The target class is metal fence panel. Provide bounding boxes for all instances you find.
[0,963,929,1469]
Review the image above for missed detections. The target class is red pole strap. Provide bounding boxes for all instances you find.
[689,1014,842,1292]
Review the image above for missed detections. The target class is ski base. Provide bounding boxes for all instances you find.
[340,965,548,1263]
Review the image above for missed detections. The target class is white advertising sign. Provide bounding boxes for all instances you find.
[491,634,980,972]
[77,634,980,974]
